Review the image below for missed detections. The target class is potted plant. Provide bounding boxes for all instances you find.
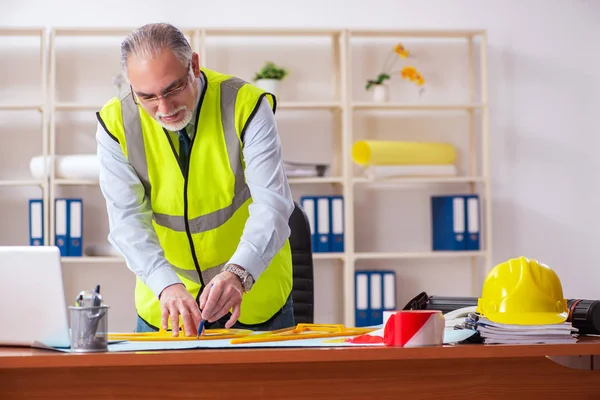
[253,61,288,95]
[365,44,425,102]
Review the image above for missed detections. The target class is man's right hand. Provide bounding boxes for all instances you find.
[159,283,202,337]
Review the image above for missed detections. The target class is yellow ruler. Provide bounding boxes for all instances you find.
[108,328,253,341]
[230,323,375,344]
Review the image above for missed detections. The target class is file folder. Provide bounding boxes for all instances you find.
[68,198,83,256]
[316,196,330,252]
[329,195,344,252]
[382,270,397,312]
[28,199,44,246]
[355,270,369,327]
[299,196,317,252]
[54,198,68,256]
[465,195,480,250]
[431,195,466,251]
[369,271,383,326]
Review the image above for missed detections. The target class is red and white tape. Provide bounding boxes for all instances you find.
[347,310,444,347]
[383,310,444,347]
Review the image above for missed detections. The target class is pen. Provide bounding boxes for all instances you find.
[196,318,206,339]
[197,284,214,338]
[93,285,101,307]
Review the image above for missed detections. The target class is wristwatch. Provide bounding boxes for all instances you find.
[223,263,254,293]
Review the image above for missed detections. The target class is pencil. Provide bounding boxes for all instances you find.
[196,319,206,339]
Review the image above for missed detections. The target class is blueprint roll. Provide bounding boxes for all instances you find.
[29,154,100,180]
[352,140,456,166]
[383,310,444,347]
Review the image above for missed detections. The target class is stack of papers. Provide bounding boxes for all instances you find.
[475,316,578,344]
[283,161,328,178]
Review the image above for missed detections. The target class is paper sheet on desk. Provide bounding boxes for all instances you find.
[35,328,477,353]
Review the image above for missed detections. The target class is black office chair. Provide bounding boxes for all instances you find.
[288,201,314,324]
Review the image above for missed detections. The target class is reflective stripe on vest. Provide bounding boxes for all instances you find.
[120,77,250,235]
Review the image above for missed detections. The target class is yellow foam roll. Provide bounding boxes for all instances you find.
[352,140,456,166]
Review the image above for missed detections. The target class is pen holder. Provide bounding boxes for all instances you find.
[68,304,109,352]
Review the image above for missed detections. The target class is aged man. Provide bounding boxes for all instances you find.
[95,23,295,336]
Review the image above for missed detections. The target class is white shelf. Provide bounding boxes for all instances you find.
[0,104,42,111]
[61,254,345,264]
[3,27,490,330]
[204,28,341,37]
[61,256,125,264]
[0,28,45,36]
[54,179,98,186]
[353,176,486,185]
[352,102,483,111]
[278,102,341,110]
[54,101,342,111]
[313,253,345,260]
[355,251,486,260]
[288,177,343,184]
[349,29,484,38]
[0,180,45,187]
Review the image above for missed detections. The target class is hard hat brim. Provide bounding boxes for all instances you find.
[481,311,569,326]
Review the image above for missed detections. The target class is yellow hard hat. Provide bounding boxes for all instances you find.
[476,256,569,325]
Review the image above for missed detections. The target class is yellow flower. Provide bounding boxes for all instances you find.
[400,66,425,86]
[394,44,409,58]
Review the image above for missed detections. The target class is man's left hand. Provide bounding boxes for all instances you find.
[199,270,244,328]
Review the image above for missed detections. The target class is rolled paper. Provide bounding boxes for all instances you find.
[352,140,456,166]
[383,310,444,347]
[30,154,100,180]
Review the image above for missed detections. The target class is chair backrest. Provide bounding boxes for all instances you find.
[288,201,314,324]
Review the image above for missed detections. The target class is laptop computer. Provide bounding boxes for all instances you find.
[0,246,71,348]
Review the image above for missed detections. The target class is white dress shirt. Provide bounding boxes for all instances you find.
[96,76,294,298]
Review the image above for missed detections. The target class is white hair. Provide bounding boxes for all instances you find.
[120,23,192,75]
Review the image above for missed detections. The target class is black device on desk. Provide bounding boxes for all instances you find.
[403,292,600,335]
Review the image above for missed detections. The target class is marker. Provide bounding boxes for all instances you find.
[196,284,214,338]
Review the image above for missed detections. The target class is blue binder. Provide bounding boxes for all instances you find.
[67,198,83,256]
[431,195,466,251]
[368,271,383,326]
[316,196,330,252]
[329,195,344,252]
[382,270,397,313]
[54,198,69,256]
[355,270,370,327]
[465,194,480,250]
[28,199,44,246]
[299,196,317,252]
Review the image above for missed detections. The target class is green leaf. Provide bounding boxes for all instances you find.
[253,61,288,81]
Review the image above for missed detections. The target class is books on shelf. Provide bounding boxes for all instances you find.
[54,198,83,257]
[299,195,344,253]
[355,269,396,327]
[283,161,329,178]
[431,194,480,251]
[28,199,44,246]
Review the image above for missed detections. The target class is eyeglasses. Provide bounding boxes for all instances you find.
[131,62,192,106]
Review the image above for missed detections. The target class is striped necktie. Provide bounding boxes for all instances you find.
[178,128,191,174]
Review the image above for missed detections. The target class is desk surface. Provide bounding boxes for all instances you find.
[3,337,600,399]
[2,335,600,370]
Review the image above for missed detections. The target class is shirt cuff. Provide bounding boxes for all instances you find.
[144,263,183,299]
[228,242,268,282]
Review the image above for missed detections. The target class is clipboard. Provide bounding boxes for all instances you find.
[230,323,376,344]
[108,328,253,342]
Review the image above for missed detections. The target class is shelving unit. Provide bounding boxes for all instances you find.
[3,27,490,327]
[0,28,49,243]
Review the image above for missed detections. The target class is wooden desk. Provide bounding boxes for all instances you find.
[2,337,600,399]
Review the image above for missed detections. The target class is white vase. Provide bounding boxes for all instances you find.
[371,84,389,102]
[254,78,279,95]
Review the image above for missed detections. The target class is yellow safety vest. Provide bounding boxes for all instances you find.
[97,68,293,329]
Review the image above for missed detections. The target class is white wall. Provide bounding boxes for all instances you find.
[1,0,600,331]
